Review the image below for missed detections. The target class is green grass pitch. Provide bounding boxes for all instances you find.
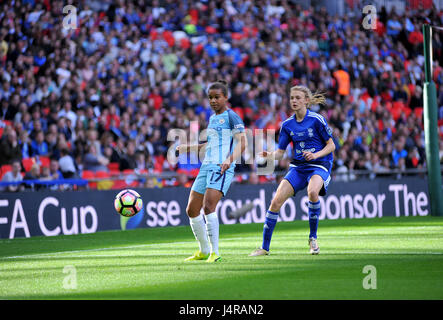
[1,216,442,299]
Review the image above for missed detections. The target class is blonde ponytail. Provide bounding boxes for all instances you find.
[290,85,326,107]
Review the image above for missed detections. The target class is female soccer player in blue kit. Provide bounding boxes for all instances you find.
[250,85,335,256]
[176,81,247,263]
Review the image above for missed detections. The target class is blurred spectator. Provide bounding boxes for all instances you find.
[248,172,259,185]
[49,159,63,180]
[58,101,77,127]
[396,157,407,179]
[39,166,53,189]
[47,158,64,190]
[1,159,24,192]
[83,144,109,173]
[0,0,439,189]
[409,86,423,109]
[175,172,192,188]
[18,130,32,159]
[135,152,147,171]
[31,130,49,157]
[144,178,155,188]
[392,137,408,167]
[23,163,42,190]
[0,128,21,166]
[119,140,138,171]
[59,148,77,179]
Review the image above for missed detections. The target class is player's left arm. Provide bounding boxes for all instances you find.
[303,138,335,161]
[303,116,335,161]
[220,131,247,174]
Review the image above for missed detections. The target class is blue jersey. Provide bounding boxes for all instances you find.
[278,109,333,168]
[202,108,245,172]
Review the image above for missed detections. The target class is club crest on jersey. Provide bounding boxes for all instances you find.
[219,118,225,124]
[300,141,305,148]
[308,128,314,137]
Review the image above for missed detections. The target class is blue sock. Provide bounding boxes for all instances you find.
[262,210,279,251]
[308,201,320,239]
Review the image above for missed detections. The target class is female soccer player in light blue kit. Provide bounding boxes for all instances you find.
[250,85,335,256]
[177,81,247,263]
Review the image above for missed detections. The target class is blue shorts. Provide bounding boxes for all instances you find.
[191,165,234,196]
[284,164,331,196]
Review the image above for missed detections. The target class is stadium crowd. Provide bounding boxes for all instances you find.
[1,0,443,191]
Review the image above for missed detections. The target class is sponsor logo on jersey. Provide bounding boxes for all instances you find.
[296,148,316,154]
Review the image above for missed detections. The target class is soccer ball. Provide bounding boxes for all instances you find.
[114,189,143,217]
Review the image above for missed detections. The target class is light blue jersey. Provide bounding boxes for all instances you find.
[192,108,245,196]
[201,109,245,172]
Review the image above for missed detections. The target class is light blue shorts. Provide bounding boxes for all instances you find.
[191,165,235,197]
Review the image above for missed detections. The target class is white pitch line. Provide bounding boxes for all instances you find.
[1,251,442,261]
[1,235,443,260]
[0,237,255,260]
[0,241,191,260]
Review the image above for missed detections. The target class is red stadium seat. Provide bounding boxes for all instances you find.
[370,98,380,112]
[81,170,96,189]
[109,170,120,177]
[414,107,423,119]
[0,165,12,180]
[232,107,244,120]
[231,32,243,40]
[122,169,135,175]
[110,169,126,189]
[107,162,120,172]
[190,168,199,178]
[205,26,217,34]
[39,156,50,168]
[112,180,128,189]
[385,101,392,112]
[95,171,110,178]
[22,158,36,172]
[154,155,165,173]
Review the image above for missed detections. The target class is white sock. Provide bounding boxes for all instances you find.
[189,214,210,254]
[205,212,219,255]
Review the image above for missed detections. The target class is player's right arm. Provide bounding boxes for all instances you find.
[176,143,207,154]
[257,119,290,161]
[258,149,285,161]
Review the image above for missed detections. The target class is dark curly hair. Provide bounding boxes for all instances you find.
[208,80,229,97]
